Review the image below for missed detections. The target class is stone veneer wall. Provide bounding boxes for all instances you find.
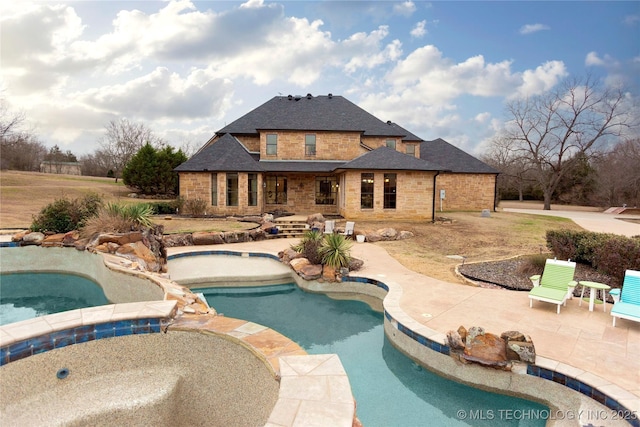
[179,172,263,216]
[340,170,435,220]
[264,173,339,215]
[260,131,364,160]
[435,173,497,212]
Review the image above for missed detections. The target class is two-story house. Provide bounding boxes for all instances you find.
[175,94,498,221]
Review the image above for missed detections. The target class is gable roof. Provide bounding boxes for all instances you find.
[217,94,420,141]
[420,138,498,174]
[174,133,262,172]
[339,146,445,171]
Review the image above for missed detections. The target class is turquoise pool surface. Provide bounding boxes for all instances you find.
[0,273,109,326]
[196,284,547,427]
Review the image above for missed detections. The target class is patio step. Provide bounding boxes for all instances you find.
[269,217,310,238]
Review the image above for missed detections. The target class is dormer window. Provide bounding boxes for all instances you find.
[406,144,415,156]
[386,139,396,150]
[266,134,277,155]
[305,134,316,156]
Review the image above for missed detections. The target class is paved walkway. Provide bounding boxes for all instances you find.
[167,213,640,417]
[502,206,640,237]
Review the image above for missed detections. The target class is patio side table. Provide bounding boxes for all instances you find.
[578,281,611,312]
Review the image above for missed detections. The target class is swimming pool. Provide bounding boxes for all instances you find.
[196,283,547,427]
[0,273,109,326]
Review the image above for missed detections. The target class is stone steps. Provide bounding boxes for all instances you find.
[269,218,310,238]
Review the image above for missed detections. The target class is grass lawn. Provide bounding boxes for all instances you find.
[0,170,585,284]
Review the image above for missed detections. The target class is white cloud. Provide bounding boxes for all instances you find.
[411,20,427,38]
[519,23,550,35]
[623,14,639,25]
[474,112,491,123]
[585,51,606,66]
[393,1,416,17]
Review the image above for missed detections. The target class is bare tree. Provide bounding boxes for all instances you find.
[0,97,46,171]
[594,138,640,207]
[481,135,538,201]
[98,118,161,182]
[501,75,638,209]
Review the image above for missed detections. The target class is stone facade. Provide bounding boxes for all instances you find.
[340,170,436,220]
[435,173,496,211]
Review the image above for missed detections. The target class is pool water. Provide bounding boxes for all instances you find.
[0,273,110,326]
[196,284,547,427]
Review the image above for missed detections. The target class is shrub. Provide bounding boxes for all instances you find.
[183,198,207,216]
[292,230,324,265]
[80,202,155,237]
[319,233,352,269]
[593,236,640,284]
[516,253,548,277]
[31,193,103,233]
[146,202,175,215]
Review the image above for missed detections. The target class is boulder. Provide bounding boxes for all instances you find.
[42,233,65,247]
[12,230,29,242]
[446,330,465,351]
[163,233,194,247]
[377,228,398,240]
[506,341,536,363]
[280,248,301,264]
[248,228,267,241]
[223,231,239,243]
[97,231,143,246]
[348,258,364,271]
[22,232,44,245]
[262,213,274,223]
[62,231,80,247]
[500,330,526,342]
[290,258,310,273]
[397,230,414,240]
[306,213,324,225]
[116,241,159,272]
[365,232,382,243]
[322,265,338,282]
[192,231,224,245]
[457,325,468,343]
[298,263,323,281]
[462,332,509,369]
[465,326,485,347]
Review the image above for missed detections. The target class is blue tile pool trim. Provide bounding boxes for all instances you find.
[0,318,163,367]
[166,250,638,424]
[0,242,19,248]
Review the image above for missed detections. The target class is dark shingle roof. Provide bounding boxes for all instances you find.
[217,95,420,141]
[420,138,498,174]
[339,146,444,171]
[174,134,262,172]
[259,161,344,173]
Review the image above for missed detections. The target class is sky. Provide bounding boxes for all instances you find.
[1,0,639,158]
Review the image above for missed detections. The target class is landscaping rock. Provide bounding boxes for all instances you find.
[97,231,143,246]
[290,258,310,273]
[446,330,465,351]
[299,263,323,281]
[506,341,536,364]
[377,228,398,240]
[192,231,224,245]
[348,258,364,271]
[365,232,382,243]
[306,213,324,225]
[163,233,194,247]
[465,326,485,347]
[322,265,338,282]
[462,332,509,369]
[279,248,301,264]
[397,230,414,240]
[22,232,44,245]
[500,331,526,342]
[12,230,29,242]
[116,241,160,272]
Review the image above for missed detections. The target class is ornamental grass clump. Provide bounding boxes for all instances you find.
[81,202,155,237]
[319,233,352,269]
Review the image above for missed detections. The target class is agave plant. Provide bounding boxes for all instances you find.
[122,203,154,227]
[319,233,352,269]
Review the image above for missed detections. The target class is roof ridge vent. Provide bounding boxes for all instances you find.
[294,94,302,101]
[306,93,312,99]
[387,120,392,125]
[328,93,333,98]
[287,94,293,100]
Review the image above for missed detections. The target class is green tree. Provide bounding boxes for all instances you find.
[122,143,186,195]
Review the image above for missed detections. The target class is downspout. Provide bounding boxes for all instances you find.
[432,170,440,223]
[493,173,499,211]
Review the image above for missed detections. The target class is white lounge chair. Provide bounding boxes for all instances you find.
[324,220,335,234]
[341,221,355,238]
